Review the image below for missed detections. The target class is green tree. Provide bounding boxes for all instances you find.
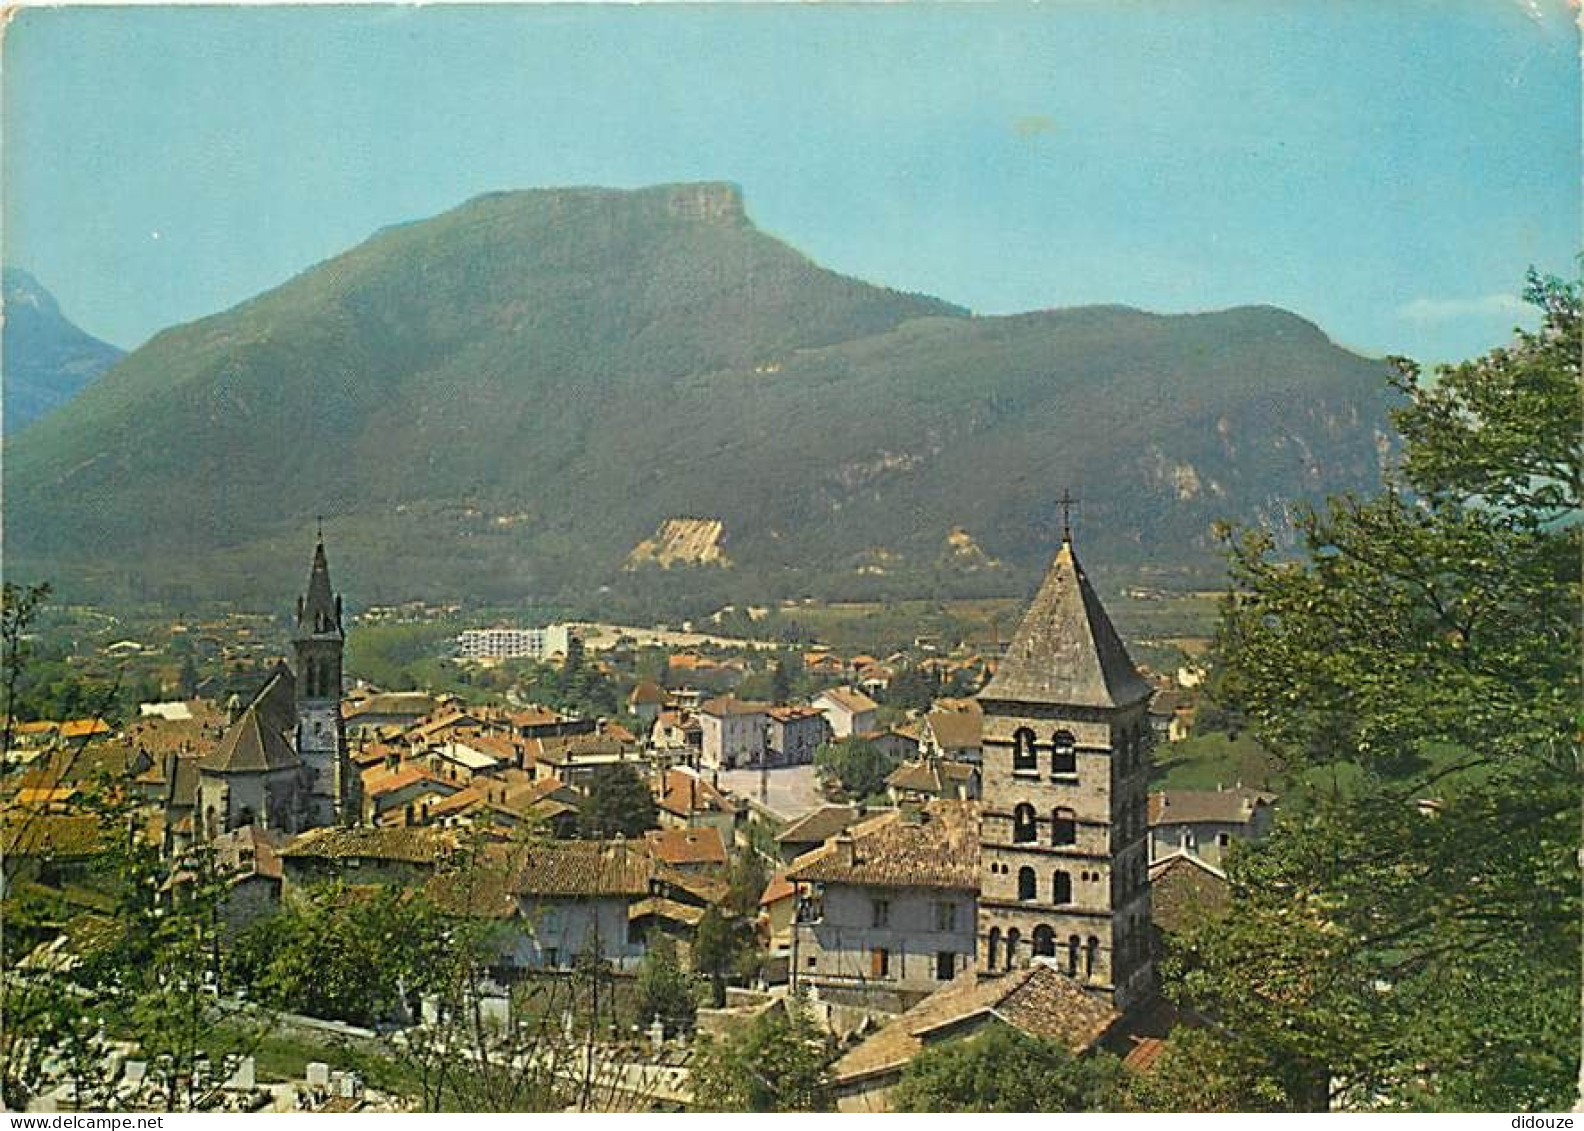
[689,994,834,1111]
[577,763,659,838]
[691,907,744,1008]
[882,665,940,713]
[1121,1027,1290,1112]
[770,659,792,705]
[891,1023,1124,1112]
[1184,273,1581,1111]
[235,884,448,1027]
[814,737,897,800]
[633,936,697,1036]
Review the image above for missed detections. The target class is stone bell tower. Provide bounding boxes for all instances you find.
[975,527,1155,1012]
[293,535,351,826]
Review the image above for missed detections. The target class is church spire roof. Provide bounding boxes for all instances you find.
[294,536,342,640]
[978,535,1152,709]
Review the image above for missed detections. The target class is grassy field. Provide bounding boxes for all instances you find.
[1150,731,1284,792]
[778,588,1221,663]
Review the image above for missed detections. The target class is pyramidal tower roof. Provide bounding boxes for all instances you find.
[199,704,300,774]
[978,537,1152,710]
[295,537,342,640]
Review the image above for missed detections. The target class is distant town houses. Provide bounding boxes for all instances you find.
[2,520,1294,1114]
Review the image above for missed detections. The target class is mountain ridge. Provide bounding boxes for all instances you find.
[4,183,1396,609]
[2,267,125,434]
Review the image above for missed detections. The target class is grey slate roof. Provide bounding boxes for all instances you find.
[978,539,1153,709]
[199,707,299,775]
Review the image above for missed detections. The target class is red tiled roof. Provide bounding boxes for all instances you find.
[789,800,979,890]
[644,826,728,867]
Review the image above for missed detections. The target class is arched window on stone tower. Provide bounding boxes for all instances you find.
[1051,807,1077,846]
[1017,866,1037,901]
[1085,935,1100,979]
[1052,869,1072,904]
[1013,803,1038,843]
[1067,934,1082,975]
[1033,925,1056,958]
[1013,728,1037,771]
[987,927,1001,970]
[1005,928,1022,970]
[1051,730,1077,775]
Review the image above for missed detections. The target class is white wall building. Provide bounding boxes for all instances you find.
[456,624,574,662]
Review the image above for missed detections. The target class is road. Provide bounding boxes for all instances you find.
[718,764,827,821]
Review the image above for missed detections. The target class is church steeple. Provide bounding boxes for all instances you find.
[978,535,1151,710]
[295,538,343,643]
[292,532,351,827]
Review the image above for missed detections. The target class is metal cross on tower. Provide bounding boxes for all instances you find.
[1057,490,1080,542]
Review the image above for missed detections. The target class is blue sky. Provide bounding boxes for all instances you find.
[5,1,1578,363]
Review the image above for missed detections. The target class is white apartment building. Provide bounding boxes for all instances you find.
[456,624,574,662]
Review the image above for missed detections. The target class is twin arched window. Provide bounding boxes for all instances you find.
[1013,728,1038,771]
[1051,730,1077,775]
[1051,807,1077,846]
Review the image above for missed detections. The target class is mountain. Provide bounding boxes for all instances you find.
[4,183,1397,610]
[3,268,124,434]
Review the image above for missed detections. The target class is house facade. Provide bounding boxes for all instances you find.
[765,706,830,766]
[697,697,769,770]
[788,800,979,1011]
[1148,788,1276,868]
[812,687,879,739]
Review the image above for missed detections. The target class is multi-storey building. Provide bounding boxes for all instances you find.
[974,533,1155,1013]
[455,624,573,662]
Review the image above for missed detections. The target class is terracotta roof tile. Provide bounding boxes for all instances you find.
[790,800,979,890]
[280,825,458,864]
[832,963,1118,1087]
[644,826,728,867]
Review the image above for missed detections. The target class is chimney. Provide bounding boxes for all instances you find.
[833,833,857,868]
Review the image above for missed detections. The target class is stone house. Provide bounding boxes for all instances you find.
[919,704,982,764]
[654,767,738,839]
[627,680,669,726]
[643,825,728,872]
[278,825,458,897]
[697,696,770,770]
[827,962,1121,1112]
[811,687,879,739]
[765,706,831,766]
[773,804,870,864]
[788,799,979,1011]
[1148,787,1276,868]
[884,757,979,803]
